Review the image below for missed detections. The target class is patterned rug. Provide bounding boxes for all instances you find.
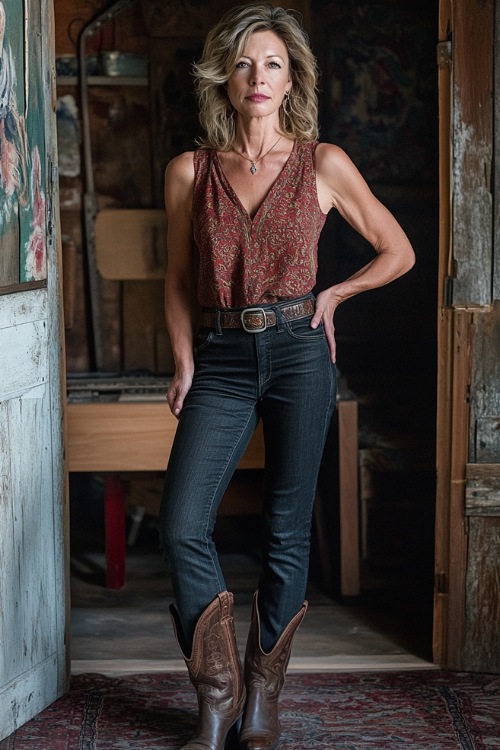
[1,671,499,749]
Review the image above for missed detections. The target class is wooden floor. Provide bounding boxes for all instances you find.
[70,507,435,676]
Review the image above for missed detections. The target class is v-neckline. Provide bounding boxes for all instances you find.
[213,140,297,223]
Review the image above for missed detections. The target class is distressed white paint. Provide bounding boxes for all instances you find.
[0,294,48,402]
[0,657,60,738]
[0,0,67,740]
[0,395,57,680]
[0,295,67,742]
[0,302,66,737]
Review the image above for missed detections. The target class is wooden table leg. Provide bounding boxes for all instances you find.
[338,400,360,598]
[104,475,126,589]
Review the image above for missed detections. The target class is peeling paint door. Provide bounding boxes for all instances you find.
[0,0,68,739]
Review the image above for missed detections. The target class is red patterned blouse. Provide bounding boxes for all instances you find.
[192,140,328,309]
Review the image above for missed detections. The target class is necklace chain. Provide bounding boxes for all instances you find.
[232,136,282,175]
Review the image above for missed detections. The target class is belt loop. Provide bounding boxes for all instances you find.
[215,310,222,335]
[275,303,285,332]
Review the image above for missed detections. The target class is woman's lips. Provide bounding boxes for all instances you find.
[247,94,269,102]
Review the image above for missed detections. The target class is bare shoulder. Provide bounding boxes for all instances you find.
[315,142,358,177]
[165,151,196,189]
[164,152,196,214]
[315,142,372,211]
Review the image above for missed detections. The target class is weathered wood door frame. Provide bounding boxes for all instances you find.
[434,0,499,670]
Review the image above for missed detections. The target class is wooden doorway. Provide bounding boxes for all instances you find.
[434,0,500,672]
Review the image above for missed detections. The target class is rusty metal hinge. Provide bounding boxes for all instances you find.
[437,41,452,67]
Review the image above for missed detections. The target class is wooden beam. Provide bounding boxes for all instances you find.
[466,463,500,515]
[446,309,473,669]
[451,0,494,307]
[433,0,453,667]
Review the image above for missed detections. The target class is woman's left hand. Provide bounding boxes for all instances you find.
[310,287,343,363]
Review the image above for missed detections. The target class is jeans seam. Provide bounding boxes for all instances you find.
[201,407,257,588]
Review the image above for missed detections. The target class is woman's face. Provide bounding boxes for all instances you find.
[226,30,291,120]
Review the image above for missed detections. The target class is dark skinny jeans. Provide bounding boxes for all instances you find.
[159,294,337,652]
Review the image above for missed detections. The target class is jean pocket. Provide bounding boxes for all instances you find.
[284,316,325,341]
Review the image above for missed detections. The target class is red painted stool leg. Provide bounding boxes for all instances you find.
[104,475,126,589]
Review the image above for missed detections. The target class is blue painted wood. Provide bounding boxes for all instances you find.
[0,0,67,740]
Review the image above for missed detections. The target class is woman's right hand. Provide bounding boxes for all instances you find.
[166,370,193,418]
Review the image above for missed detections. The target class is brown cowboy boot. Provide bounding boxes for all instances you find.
[170,591,246,750]
[239,592,308,750]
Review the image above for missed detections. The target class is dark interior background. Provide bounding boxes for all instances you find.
[58,0,438,630]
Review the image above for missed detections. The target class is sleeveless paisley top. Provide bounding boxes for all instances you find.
[192,141,327,309]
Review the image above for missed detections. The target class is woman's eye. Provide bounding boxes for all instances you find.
[235,61,249,68]
[269,61,281,68]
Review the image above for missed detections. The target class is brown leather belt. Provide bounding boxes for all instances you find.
[200,298,315,333]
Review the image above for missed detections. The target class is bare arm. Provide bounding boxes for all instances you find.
[164,151,198,416]
[313,143,416,362]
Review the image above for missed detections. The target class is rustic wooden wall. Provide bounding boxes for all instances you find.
[434,0,500,672]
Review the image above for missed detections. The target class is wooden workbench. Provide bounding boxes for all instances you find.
[66,399,359,595]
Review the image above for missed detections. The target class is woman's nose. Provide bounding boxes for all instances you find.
[249,65,265,85]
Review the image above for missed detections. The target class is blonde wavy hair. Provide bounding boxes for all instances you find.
[193,4,319,150]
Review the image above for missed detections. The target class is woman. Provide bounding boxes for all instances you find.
[159,5,415,749]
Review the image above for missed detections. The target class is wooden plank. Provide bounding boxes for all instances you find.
[463,517,500,672]
[95,209,167,280]
[338,400,360,598]
[446,309,473,669]
[469,301,500,461]
[0,657,61,740]
[475,417,500,463]
[433,310,453,666]
[0,290,48,401]
[62,237,76,328]
[0,397,58,687]
[466,463,500,515]
[0,286,47,328]
[494,0,500,301]
[66,401,265,472]
[433,0,453,668]
[451,0,494,307]
[0,320,48,401]
[0,222,20,288]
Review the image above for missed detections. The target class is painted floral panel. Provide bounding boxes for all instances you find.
[0,0,47,286]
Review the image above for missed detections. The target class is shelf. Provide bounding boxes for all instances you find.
[56,76,148,87]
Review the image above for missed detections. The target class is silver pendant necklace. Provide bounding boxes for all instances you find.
[232,136,282,174]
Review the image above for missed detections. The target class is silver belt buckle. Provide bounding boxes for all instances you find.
[241,307,267,333]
